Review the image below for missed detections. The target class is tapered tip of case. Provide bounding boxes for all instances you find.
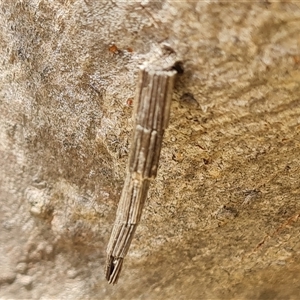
[105,255,124,284]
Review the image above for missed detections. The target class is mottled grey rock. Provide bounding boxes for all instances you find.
[1,1,300,299]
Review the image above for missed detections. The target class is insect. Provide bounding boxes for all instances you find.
[105,63,178,284]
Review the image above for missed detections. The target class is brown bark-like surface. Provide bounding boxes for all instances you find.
[1,1,300,299]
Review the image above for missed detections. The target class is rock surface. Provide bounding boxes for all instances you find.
[1,1,300,299]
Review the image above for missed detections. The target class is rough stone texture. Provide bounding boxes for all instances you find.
[1,1,300,299]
